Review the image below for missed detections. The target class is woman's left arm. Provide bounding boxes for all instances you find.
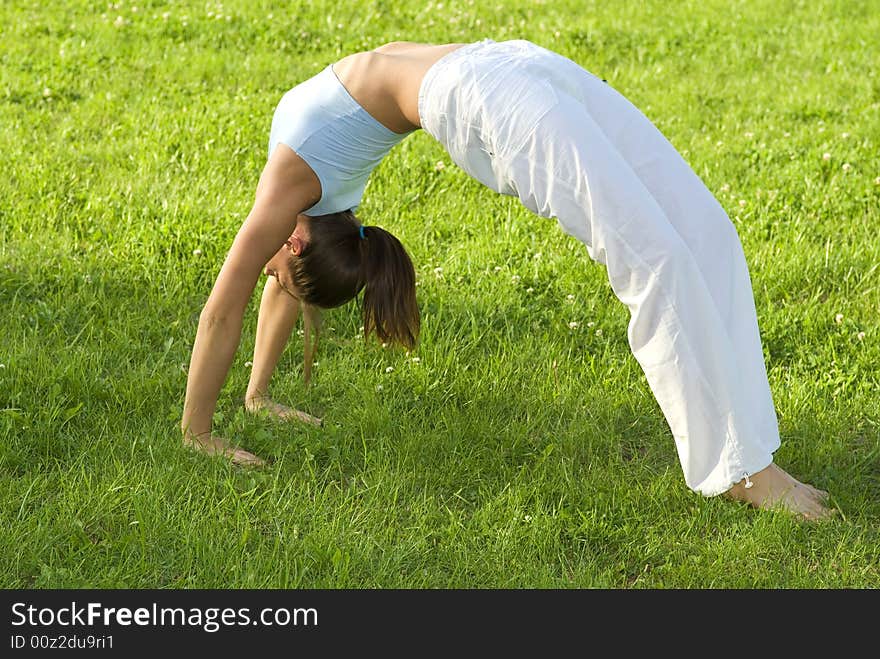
[181,145,320,446]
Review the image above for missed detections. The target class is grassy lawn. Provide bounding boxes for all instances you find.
[1,0,878,588]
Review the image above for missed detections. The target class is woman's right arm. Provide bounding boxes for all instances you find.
[181,145,321,446]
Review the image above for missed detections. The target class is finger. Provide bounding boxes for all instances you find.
[232,448,266,467]
[283,408,323,426]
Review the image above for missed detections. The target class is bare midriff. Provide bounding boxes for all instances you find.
[331,42,468,135]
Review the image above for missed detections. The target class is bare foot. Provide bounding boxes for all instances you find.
[724,463,834,521]
[245,396,323,427]
[183,434,267,467]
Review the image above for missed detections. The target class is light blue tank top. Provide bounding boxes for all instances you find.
[268,65,414,217]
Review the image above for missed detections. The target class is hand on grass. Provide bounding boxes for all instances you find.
[245,395,323,427]
[183,432,267,467]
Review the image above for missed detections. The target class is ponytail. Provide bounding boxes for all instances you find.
[359,225,420,350]
[289,211,420,350]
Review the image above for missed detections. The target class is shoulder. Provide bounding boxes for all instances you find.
[258,144,321,209]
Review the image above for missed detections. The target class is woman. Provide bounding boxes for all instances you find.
[181,39,832,519]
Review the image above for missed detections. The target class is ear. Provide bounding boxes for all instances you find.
[290,234,306,256]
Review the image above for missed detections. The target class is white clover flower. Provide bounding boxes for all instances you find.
[841,132,850,138]
[744,131,754,138]
[568,321,579,329]
[566,294,575,301]
[874,176,880,186]
[244,361,253,367]
[783,131,791,137]
[738,199,747,207]
[720,183,730,192]
[494,266,502,272]
[511,274,521,282]
[842,163,851,172]
[162,11,170,19]
[385,366,394,373]
[857,332,865,341]
[375,384,383,392]
[525,287,534,293]
[381,342,387,348]
[822,152,831,161]
[0,364,5,369]
[42,88,52,98]
[587,321,595,327]
[434,161,445,171]
[835,313,844,324]
[114,15,125,27]
[595,329,603,336]
[411,357,420,363]
[192,248,202,256]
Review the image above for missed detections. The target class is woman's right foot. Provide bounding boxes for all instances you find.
[724,462,834,521]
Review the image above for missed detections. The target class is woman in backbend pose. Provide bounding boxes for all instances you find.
[181,39,832,519]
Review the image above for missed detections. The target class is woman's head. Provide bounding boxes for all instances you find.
[265,210,419,349]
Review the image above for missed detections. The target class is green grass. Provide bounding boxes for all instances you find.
[1,0,878,588]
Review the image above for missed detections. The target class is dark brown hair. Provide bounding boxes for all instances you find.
[290,210,419,349]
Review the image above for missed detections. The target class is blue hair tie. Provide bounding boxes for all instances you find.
[359,225,366,240]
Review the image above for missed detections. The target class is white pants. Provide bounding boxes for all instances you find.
[418,39,779,496]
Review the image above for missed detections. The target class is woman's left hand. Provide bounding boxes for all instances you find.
[245,396,323,427]
[183,432,267,467]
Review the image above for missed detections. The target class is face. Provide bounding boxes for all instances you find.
[263,218,309,298]
[263,240,298,297]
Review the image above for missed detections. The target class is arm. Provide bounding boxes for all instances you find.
[246,275,302,403]
[181,145,320,445]
[244,278,323,426]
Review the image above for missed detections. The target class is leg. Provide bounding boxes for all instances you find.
[506,90,831,517]
[245,276,322,426]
